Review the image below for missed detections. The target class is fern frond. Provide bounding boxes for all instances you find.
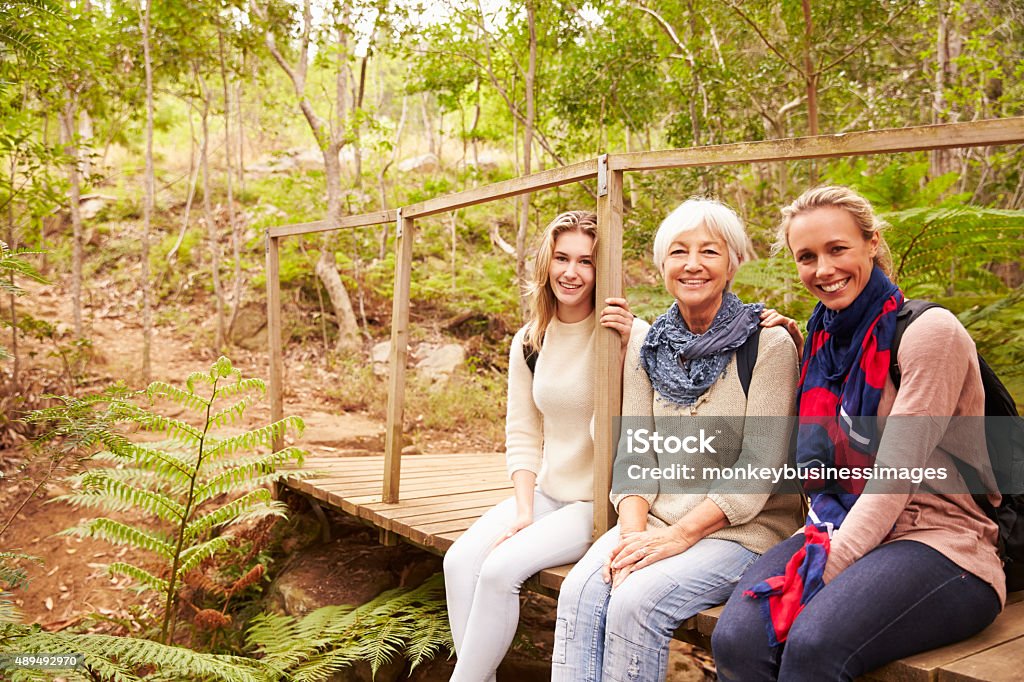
[247,575,453,678]
[205,417,305,461]
[193,449,305,504]
[248,605,357,670]
[107,563,169,594]
[70,466,189,497]
[0,553,35,590]
[185,370,216,393]
[294,604,358,641]
[0,592,23,625]
[184,489,277,540]
[204,447,306,474]
[62,519,176,559]
[215,377,266,400]
[405,612,453,672]
[207,396,256,429]
[211,356,241,380]
[92,437,195,483]
[245,611,301,655]
[175,537,233,578]
[0,629,275,682]
[365,617,403,675]
[291,649,361,682]
[145,381,210,412]
[57,476,185,522]
[112,404,202,443]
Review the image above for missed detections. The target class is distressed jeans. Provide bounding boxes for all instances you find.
[711,535,1001,682]
[552,525,759,682]
[444,490,594,682]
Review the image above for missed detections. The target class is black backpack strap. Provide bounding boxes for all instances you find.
[889,299,942,389]
[737,327,762,398]
[523,331,544,374]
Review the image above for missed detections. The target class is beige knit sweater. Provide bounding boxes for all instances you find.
[505,314,650,502]
[613,324,804,555]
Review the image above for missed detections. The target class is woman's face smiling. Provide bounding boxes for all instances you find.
[548,230,596,323]
[662,224,732,333]
[787,206,879,311]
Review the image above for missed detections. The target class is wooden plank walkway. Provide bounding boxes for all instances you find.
[284,453,1024,681]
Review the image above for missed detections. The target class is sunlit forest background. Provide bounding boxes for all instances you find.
[1,0,1023,679]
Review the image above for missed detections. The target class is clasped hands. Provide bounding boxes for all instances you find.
[602,525,696,591]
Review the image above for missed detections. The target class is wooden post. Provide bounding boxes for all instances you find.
[265,231,284,452]
[383,211,414,503]
[593,154,624,537]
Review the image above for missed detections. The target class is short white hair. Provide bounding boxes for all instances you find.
[652,198,752,276]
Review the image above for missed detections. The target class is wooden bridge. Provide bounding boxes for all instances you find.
[272,117,1024,682]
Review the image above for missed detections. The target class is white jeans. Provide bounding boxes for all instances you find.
[443,490,594,682]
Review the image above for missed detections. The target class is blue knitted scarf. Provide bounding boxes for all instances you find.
[639,292,764,406]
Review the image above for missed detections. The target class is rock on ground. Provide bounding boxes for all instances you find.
[398,153,440,173]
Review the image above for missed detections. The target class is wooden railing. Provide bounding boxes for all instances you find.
[266,117,1024,538]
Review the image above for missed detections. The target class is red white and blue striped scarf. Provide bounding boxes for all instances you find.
[745,267,904,645]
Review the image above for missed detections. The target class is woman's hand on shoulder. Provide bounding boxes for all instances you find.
[760,308,804,357]
[601,297,635,352]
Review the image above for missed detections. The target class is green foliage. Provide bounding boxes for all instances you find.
[0,552,37,626]
[0,240,47,296]
[0,551,277,681]
[415,369,506,441]
[951,289,1024,402]
[0,622,276,681]
[246,573,453,680]
[884,207,1024,294]
[0,241,48,362]
[41,357,307,644]
[0,0,62,66]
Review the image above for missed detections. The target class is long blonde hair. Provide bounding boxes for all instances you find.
[773,185,894,277]
[524,210,598,351]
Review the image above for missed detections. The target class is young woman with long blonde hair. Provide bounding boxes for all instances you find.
[443,210,647,682]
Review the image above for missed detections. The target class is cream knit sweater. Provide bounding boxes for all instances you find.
[614,324,804,555]
[505,314,650,503]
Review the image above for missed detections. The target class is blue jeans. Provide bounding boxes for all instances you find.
[712,535,1001,682]
[552,525,759,682]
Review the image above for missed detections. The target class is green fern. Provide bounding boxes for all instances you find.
[37,357,307,644]
[0,240,48,360]
[246,573,454,680]
[0,621,277,681]
[0,550,281,681]
[885,207,1024,295]
[0,553,38,627]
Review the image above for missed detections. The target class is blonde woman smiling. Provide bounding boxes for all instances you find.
[443,210,647,682]
[712,186,1003,681]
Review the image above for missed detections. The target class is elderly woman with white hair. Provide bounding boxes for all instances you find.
[551,198,803,682]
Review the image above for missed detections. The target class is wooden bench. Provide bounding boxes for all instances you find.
[285,452,1024,681]
[528,565,1024,682]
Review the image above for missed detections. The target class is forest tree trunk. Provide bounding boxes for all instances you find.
[516,2,537,315]
[60,103,84,339]
[219,27,243,340]
[252,0,361,354]
[199,72,226,350]
[322,147,360,353]
[139,0,154,383]
[802,0,819,136]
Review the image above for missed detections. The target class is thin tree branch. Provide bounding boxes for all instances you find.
[630,3,694,64]
[818,3,914,74]
[725,1,804,76]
